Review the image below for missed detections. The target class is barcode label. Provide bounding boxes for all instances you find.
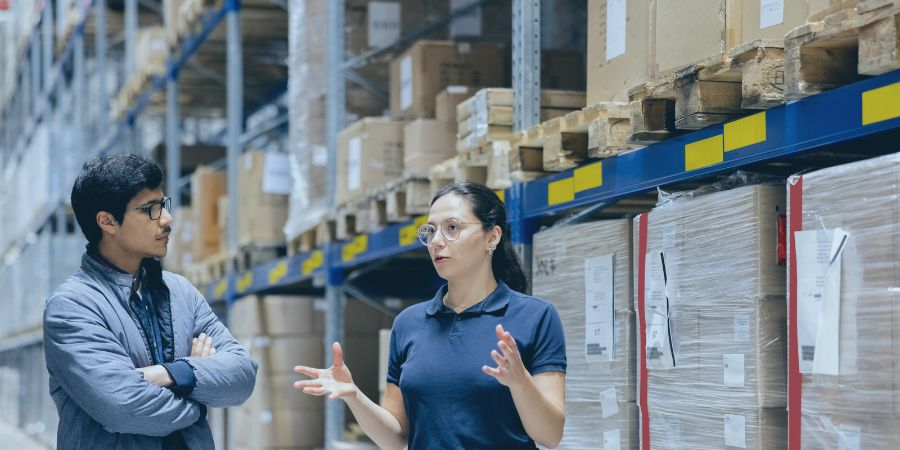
[648,347,663,360]
[802,345,815,362]
[587,344,607,356]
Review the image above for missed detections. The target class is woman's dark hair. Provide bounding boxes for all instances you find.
[431,181,528,293]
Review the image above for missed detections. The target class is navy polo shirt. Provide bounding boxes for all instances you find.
[387,281,567,450]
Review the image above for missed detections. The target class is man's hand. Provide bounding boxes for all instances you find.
[191,333,216,358]
[137,365,174,387]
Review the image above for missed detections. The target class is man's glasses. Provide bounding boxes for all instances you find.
[128,197,172,221]
[417,218,482,246]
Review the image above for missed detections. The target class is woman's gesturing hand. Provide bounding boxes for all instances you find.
[294,342,359,401]
[482,324,530,389]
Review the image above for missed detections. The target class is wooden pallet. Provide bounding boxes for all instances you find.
[628,38,792,142]
[186,251,232,286]
[428,155,488,193]
[233,243,285,273]
[587,102,636,159]
[287,226,318,255]
[486,139,546,190]
[674,39,787,129]
[785,0,899,100]
[315,214,337,248]
[361,176,432,231]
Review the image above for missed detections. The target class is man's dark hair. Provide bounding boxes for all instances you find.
[71,154,164,247]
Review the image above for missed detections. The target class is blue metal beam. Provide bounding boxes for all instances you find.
[521,70,900,218]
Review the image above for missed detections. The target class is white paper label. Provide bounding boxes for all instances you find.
[367,2,401,47]
[734,314,750,342]
[603,429,621,450]
[400,56,413,110]
[313,145,328,166]
[347,137,362,191]
[644,250,675,369]
[244,152,253,170]
[450,0,482,38]
[724,354,745,388]
[447,85,469,94]
[585,254,616,362]
[605,0,627,60]
[794,229,830,374]
[724,414,747,448]
[813,228,848,375]
[600,387,619,418]
[262,152,293,195]
[838,424,861,450]
[760,0,784,29]
[258,410,273,424]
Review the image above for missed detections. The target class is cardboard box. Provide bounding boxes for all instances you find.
[808,0,863,20]
[164,206,194,274]
[190,166,226,260]
[533,220,639,449]
[636,185,788,448]
[229,295,324,338]
[403,119,457,176]
[249,335,325,377]
[654,0,809,76]
[336,118,404,205]
[234,405,324,449]
[790,153,900,448]
[586,0,651,103]
[389,40,506,119]
[237,150,291,246]
[435,86,474,122]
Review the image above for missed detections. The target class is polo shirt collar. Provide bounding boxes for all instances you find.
[425,281,512,316]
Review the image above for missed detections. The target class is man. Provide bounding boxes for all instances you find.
[43,154,257,449]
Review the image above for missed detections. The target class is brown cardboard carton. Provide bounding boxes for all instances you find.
[190,166,226,260]
[541,49,585,90]
[808,0,863,20]
[234,405,324,449]
[249,336,325,377]
[403,119,456,176]
[164,206,193,273]
[389,40,506,119]
[435,86,473,122]
[336,118,404,205]
[229,295,324,338]
[237,150,291,246]
[586,0,651,103]
[734,0,809,43]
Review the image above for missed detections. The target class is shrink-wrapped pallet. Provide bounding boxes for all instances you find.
[635,183,787,449]
[533,220,638,450]
[788,153,900,449]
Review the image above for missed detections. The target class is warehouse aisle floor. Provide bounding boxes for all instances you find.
[0,420,50,450]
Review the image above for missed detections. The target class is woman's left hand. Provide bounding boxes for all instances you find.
[482,324,530,389]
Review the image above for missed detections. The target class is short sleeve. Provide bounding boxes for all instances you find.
[386,325,403,386]
[528,303,567,375]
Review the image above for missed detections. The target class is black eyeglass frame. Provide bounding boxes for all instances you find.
[128,196,172,221]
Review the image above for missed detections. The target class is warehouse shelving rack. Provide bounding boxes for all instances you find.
[2,1,900,449]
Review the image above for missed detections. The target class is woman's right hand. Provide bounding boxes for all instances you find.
[294,342,358,401]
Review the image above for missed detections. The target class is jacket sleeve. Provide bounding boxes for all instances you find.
[43,292,203,437]
[180,281,258,408]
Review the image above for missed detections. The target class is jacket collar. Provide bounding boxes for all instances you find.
[425,281,511,316]
[82,248,152,289]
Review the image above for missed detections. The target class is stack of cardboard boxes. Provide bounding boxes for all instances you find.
[585,0,810,105]
[230,295,326,450]
[789,153,900,449]
[635,184,788,449]
[533,220,639,450]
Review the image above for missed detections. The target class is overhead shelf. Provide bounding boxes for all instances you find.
[201,70,900,303]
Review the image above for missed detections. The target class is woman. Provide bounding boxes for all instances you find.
[294,181,567,449]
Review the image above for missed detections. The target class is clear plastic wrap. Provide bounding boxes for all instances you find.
[635,184,787,449]
[284,0,329,240]
[533,220,638,450]
[789,152,900,449]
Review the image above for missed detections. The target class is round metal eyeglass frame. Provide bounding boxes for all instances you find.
[128,196,172,221]
[417,218,483,246]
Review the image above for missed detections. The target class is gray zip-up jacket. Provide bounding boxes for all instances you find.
[43,253,258,449]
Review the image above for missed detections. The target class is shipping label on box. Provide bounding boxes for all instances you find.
[585,254,616,362]
[368,1,401,47]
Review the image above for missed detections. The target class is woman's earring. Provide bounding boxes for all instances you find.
[488,244,497,255]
